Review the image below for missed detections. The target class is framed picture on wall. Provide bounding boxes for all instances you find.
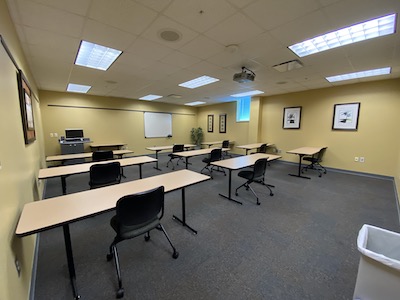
[332,102,360,130]
[283,106,302,129]
[219,114,227,133]
[17,69,36,144]
[207,114,214,132]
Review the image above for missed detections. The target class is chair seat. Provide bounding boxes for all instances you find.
[237,170,253,180]
[111,215,160,239]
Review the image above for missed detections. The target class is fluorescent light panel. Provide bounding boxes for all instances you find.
[326,67,391,82]
[231,90,264,97]
[139,94,163,101]
[75,41,122,71]
[185,101,206,106]
[289,13,396,57]
[179,76,219,89]
[67,83,91,93]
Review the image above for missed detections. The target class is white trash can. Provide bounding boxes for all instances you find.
[353,224,400,300]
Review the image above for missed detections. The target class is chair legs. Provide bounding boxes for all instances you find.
[107,226,179,298]
[201,165,225,179]
[301,162,327,177]
[235,179,274,205]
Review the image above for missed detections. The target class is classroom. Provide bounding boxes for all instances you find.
[1,0,400,299]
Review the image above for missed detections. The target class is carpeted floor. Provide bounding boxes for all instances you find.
[33,153,399,300]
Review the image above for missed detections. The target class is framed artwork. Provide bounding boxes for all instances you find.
[219,114,227,133]
[283,106,302,129]
[332,102,360,130]
[17,70,36,144]
[207,114,214,132]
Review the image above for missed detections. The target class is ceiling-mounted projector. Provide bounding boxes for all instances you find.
[233,66,255,83]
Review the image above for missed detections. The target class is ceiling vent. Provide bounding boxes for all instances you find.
[273,59,303,72]
[233,66,255,83]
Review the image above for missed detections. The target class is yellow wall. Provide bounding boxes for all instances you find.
[39,91,198,156]
[0,0,45,299]
[260,79,400,176]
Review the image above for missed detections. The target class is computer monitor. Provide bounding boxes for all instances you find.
[65,128,84,139]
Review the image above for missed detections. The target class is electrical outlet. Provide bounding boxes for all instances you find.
[50,133,54,137]
[354,157,359,162]
[54,133,58,137]
[360,157,365,163]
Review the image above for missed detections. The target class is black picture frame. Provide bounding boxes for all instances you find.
[332,102,360,130]
[283,106,302,129]
[207,114,214,132]
[219,114,227,133]
[17,70,36,144]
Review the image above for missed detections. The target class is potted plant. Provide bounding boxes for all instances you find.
[190,127,204,147]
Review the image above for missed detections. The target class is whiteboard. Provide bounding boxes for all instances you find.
[144,112,172,138]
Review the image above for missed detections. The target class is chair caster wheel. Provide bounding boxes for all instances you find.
[172,251,179,259]
[235,192,238,196]
[256,202,260,205]
[116,288,124,298]
[106,253,113,261]
[270,193,274,196]
[144,235,150,241]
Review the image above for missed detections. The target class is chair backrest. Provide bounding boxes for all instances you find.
[257,143,267,153]
[92,150,114,162]
[89,161,121,189]
[209,148,222,162]
[172,144,184,153]
[116,186,164,226]
[222,140,230,148]
[316,147,327,162]
[253,158,268,180]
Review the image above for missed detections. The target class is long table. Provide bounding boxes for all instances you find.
[173,147,231,169]
[146,144,196,170]
[46,149,134,163]
[16,169,210,299]
[90,142,127,150]
[39,156,157,194]
[286,147,325,179]
[236,143,273,155]
[211,153,281,204]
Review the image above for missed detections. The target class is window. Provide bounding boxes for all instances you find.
[236,97,251,122]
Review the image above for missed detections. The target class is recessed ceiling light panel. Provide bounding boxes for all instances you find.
[179,76,220,89]
[231,90,264,97]
[139,94,163,101]
[75,41,122,71]
[67,83,91,93]
[326,67,391,82]
[289,13,396,57]
[185,101,206,106]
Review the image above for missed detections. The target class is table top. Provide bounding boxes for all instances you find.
[236,143,273,150]
[39,156,156,179]
[286,147,324,156]
[90,142,127,148]
[201,141,234,145]
[16,169,210,236]
[46,150,134,162]
[146,144,196,151]
[173,148,230,158]
[211,153,281,170]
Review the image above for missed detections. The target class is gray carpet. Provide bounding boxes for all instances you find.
[34,153,399,300]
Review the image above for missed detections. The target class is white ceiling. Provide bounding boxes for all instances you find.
[6,0,400,106]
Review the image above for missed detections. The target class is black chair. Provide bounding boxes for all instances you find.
[166,144,184,170]
[92,150,114,161]
[107,186,179,298]
[250,143,267,154]
[89,161,121,189]
[222,140,232,158]
[235,158,273,205]
[301,147,327,177]
[200,148,225,179]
